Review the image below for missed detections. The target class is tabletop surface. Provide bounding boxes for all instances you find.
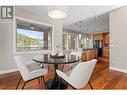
[33,54,80,64]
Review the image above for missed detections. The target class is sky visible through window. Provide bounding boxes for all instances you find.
[17,28,44,40]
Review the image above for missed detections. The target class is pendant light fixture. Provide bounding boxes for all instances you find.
[48,6,68,19]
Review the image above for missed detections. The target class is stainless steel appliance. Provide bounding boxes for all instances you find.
[93,40,103,57]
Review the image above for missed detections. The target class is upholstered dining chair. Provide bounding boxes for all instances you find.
[56,59,97,89]
[14,55,48,89]
[62,51,82,71]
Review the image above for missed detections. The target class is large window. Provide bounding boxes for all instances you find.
[16,19,52,52]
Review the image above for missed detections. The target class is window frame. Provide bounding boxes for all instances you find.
[13,16,55,54]
[68,33,78,50]
[62,32,69,50]
[62,32,79,51]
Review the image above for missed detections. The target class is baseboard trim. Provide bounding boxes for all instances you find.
[0,69,18,74]
[110,67,127,73]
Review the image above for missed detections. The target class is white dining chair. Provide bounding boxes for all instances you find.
[56,59,97,89]
[62,51,82,71]
[14,55,48,89]
[77,48,83,52]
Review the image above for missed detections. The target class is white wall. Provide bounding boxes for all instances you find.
[0,8,63,74]
[0,22,17,73]
[110,6,127,73]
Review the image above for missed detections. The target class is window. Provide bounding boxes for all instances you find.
[78,34,85,48]
[62,33,78,50]
[68,34,77,50]
[78,34,93,49]
[62,33,68,50]
[16,19,52,52]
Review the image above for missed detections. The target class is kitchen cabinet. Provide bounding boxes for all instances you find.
[103,33,109,44]
[103,32,109,57]
[103,48,109,57]
[93,33,103,40]
[93,32,109,58]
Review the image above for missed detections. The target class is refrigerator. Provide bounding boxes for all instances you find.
[93,40,103,57]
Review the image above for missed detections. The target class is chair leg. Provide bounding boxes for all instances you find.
[58,78,76,89]
[69,84,76,89]
[40,77,42,82]
[88,81,93,89]
[58,78,62,89]
[72,87,76,89]
[22,81,27,89]
[16,77,22,89]
[48,65,50,70]
[21,76,46,89]
[38,78,40,84]
[42,76,46,87]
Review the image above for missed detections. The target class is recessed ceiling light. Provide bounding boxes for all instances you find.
[79,25,82,27]
[79,21,82,23]
[75,23,78,25]
[95,16,99,19]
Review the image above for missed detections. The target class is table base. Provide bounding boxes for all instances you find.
[45,79,68,89]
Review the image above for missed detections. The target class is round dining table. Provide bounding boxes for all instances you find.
[32,54,80,89]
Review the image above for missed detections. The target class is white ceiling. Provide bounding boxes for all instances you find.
[16,6,120,33]
[64,13,109,34]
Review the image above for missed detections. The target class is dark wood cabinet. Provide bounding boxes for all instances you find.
[93,32,109,58]
[103,48,109,57]
[103,33,109,44]
[93,33,103,40]
[103,32,109,57]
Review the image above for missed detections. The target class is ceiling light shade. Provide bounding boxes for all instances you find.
[48,6,68,19]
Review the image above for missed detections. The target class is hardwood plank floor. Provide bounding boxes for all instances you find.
[0,57,127,89]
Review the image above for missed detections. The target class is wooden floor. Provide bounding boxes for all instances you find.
[0,57,127,89]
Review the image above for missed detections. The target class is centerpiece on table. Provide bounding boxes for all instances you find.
[50,45,65,59]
